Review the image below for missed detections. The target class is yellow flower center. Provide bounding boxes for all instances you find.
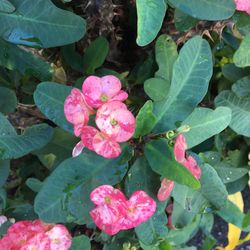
[105,196,112,204]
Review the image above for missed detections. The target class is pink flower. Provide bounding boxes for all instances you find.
[157,178,175,202]
[0,220,72,250]
[235,0,250,14]
[64,88,93,137]
[72,126,122,158]
[46,225,72,250]
[96,101,136,142]
[174,134,201,180]
[82,75,128,108]
[89,185,156,235]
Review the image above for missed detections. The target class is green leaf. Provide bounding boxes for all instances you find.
[234,33,250,67]
[216,200,246,229]
[34,82,73,133]
[154,36,213,131]
[70,235,91,250]
[182,107,232,149]
[144,78,170,101]
[155,35,178,82]
[82,37,109,74]
[26,178,43,193]
[174,9,198,32]
[134,101,157,138]
[0,0,86,48]
[135,202,168,245]
[0,87,17,114]
[233,12,250,36]
[214,165,248,184]
[145,139,200,189]
[125,157,159,199]
[242,210,250,228]
[232,76,250,98]
[0,160,9,187]
[166,215,201,245]
[168,0,235,20]
[34,128,78,169]
[222,63,250,82]
[34,150,129,223]
[0,39,53,80]
[215,90,250,136]
[136,0,167,46]
[0,114,54,159]
[200,164,228,209]
[0,0,15,13]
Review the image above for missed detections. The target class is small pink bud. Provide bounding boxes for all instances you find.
[157,178,175,202]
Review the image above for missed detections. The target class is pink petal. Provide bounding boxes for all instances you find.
[81,126,99,151]
[235,0,250,14]
[126,191,156,227]
[46,225,72,250]
[174,134,187,163]
[82,76,103,108]
[92,132,122,158]
[95,101,136,142]
[64,88,91,126]
[157,178,174,202]
[73,123,85,137]
[110,90,128,103]
[21,233,50,250]
[72,141,85,157]
[101,75,122,100]
[183,156,201,180]
[89,207,122,235]
[90,185,127,206]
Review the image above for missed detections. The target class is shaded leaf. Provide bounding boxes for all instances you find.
[0,86,17,114]
[234,33,250,67]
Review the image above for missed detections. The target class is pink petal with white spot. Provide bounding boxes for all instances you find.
[21,233,50,250]
[90,185,127,206]
[81,126,99,151]
[157,178,174,202]
[235,0,250,14]
[183,156,201,180]
[174,134,187,163]
[72,141,85,157]
[82,75,125,108]
[92,132,122,158]
[90,207,122,235]
[126,191,156,227]
[64,88,91,127]
[96,101,136,142]
[46,225,72,250]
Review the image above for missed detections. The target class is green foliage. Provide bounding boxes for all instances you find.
[0,113,53,159]
[215,90,250,136]
[136,0,167,46]
[0,86,17,114]
[34,82,73,133]
[70,235,91,250]
[168,0,235,20]
[0,0,86,48]
[182,107,232,149]
[154,36,213,131]
[234,33,250,67]
[0,0,15,13]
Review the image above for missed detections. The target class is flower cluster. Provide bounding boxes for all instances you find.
[235,0,250,14]
[0,220,72,250]
[64,75,136,158]
[157,134,201,201]
[89,185,156,235]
